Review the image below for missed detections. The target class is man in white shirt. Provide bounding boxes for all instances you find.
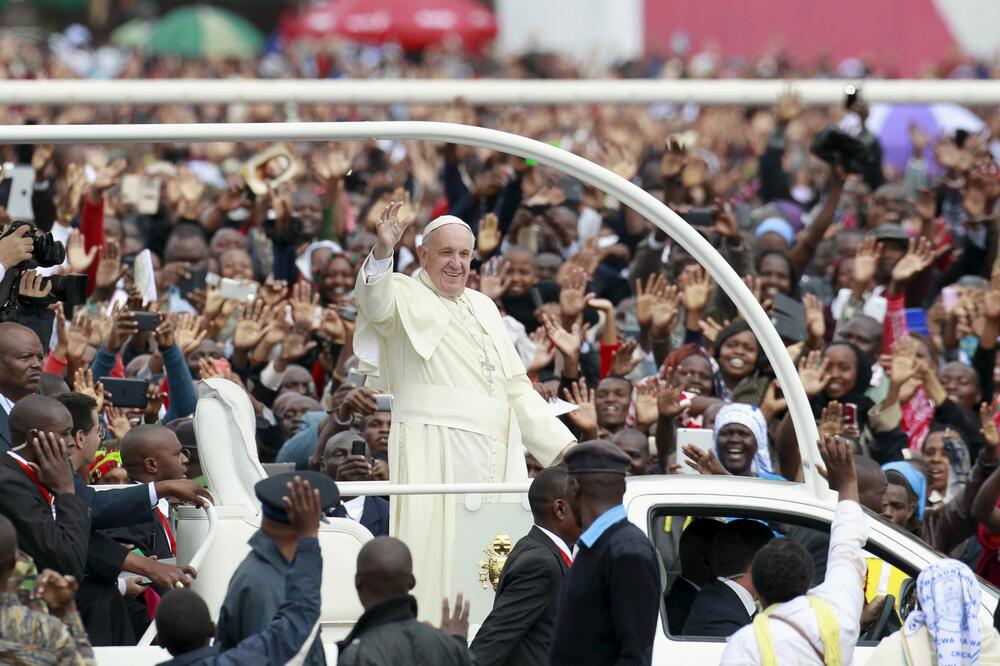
[470,466,581,666]
[721,435,868,665]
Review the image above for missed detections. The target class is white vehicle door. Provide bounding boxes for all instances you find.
[624,476,999,666]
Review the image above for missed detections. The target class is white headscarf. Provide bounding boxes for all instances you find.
[904,559,981,666]
[713,402,774,475]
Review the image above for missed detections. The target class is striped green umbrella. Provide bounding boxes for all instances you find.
[110,18,156,50]
[146,5,264,59]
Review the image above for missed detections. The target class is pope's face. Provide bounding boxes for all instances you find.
[417,225,474,298]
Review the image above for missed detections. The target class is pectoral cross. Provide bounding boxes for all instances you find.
[481,355,497,392]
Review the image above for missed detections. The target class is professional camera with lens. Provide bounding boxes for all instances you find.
[7,220,66,268]
[0,220,88,350]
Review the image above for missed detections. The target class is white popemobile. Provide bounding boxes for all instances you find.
[0,120,987,665]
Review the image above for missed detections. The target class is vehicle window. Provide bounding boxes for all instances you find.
[649,505,916,646]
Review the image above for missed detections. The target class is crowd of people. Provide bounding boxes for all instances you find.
[1,16,1000,666]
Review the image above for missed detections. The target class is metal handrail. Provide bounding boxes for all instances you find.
[136,503,218,647]
[0,119,825,498]
[336,481,531,496]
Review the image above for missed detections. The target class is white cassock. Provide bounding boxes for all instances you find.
[354,243,574,619]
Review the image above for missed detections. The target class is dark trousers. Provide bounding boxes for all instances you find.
[76,579,136,646]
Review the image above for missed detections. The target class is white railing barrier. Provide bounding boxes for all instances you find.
[0,79,998,106]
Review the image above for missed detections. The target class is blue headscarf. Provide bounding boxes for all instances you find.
[904,559,981,666]
[883,461,927,521]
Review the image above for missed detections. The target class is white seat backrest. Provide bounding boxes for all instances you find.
[175,505,369,632]
[194,378,267,514]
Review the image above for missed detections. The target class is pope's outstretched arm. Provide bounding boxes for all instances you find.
[508,371,576,466]
[354,201,414,336]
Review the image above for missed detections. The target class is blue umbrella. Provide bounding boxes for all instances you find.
[867,103,985,175]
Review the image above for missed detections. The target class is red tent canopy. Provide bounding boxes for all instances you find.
[285,0,498,51]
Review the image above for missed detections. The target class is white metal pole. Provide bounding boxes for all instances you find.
[1,78,999,106]
[0,121,826,497]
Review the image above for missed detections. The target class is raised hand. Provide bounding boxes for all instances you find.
[65,230,97,273]
[290,282,320,333]
[680,265,712,316]
[980,403,999,449]
[817,434,858,500]
[818,401,844,441]
[280,331,317,363]
[478,258,511,302]
[318,307,348,344]
[527,327,555,374]
[852,236,882,291]
[310,144,356,185]
[657,369,686,419]
[635,273,667,329]
[95,240,126,292]
[105,405,132,439]
[541,312,581,359]
[660,136,687,179]
[610,339,643,377]
[73,368,106,413]
[803,293,825,344]
[175,168,205,219]
[477,212,502,257]
[890,237,934,285]
[634,380,661,430]
[914,187,936,222]
[440,593,471,641]
[683,445,729,476]
[698,316,727,344]
[283,475,322,539]
[563,378,598,440]
[761,379,787,421]
[374,200,416,260]
[985,268,1000,322]
[889,337,920,388]
[89,158,127,202]
[797,349,830,397]
[558,267,593,322]
[172,313,208,355]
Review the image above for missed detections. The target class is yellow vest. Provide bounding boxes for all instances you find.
[865,557,908,614]
[754,595,842,666]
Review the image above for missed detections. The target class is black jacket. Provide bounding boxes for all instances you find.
[550,519,660,666]
[337,595,470,666]
[682,579,753,637]
[664,577,698,635]
[0,453,91,580]
[470,526,569,666]
[330,497,389,537]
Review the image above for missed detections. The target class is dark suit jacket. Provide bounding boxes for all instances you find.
[470,526,569,666]
[73,474,155,530]
[331,496,389,537]
[0,453,90,580]
[682,579,753,637]
[550,520,660,666]
[665,577,699,635]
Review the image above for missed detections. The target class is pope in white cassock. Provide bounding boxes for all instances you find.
[353,201,576,618]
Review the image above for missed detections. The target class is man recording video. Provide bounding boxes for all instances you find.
[0,220,88,350]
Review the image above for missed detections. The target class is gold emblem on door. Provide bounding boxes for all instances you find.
[478,531,512,590]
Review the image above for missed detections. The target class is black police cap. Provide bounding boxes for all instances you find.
[254,471,340,524]
[564,440,631,476]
